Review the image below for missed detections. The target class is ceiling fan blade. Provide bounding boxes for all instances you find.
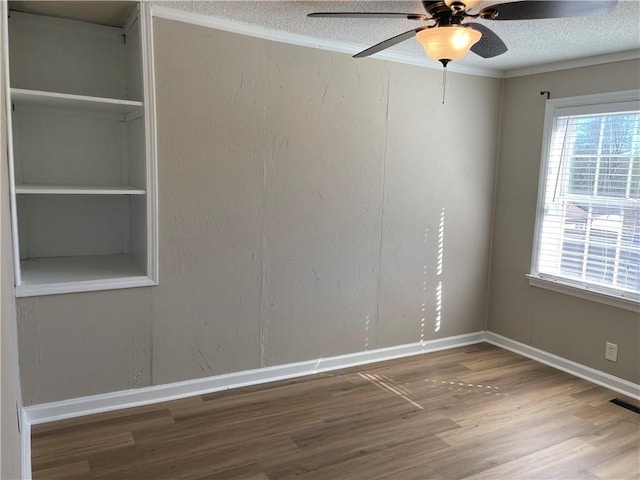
[479,1,617,20]
[466,23,508,58]
[308,12,428,20]
[353,27,427,58]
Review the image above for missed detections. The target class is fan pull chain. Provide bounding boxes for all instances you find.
[442,66,447,104]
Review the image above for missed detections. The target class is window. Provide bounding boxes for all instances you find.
[530,91,640,310]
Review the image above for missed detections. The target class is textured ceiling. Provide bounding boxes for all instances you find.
[155,0,640,75]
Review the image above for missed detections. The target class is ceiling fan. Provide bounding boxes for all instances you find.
[308,1,618,67]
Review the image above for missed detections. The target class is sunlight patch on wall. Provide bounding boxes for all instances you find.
[420,226,428,347]
[364,314,371,350]
[435,207,445,333]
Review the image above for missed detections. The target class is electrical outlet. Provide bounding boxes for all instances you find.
[605,342,618,362]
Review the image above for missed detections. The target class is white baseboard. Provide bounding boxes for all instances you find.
[24,330,639,427]
[21,330,640,479]
[24,331,485,426]
[485,331,640,401]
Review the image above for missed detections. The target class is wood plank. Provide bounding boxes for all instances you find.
[199,464,269,480]
[463,437,600,479]
[29,461,90,480]
[589,447,640,480]
[32,398,200,435]
[32,409,174,440]
[286,435,449,480]
[32,431,135,472]
[88,434,300,480]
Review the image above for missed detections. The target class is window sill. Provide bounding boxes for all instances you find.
[526,275,640,313]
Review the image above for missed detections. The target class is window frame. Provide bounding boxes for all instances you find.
[529,90,640,313]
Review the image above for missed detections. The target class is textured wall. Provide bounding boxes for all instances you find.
[17,289,153,402]
[488,60,640,383]
[259,42,389,365]
[151,19,265,384]
[1,17,23,476]
[16,17,501,405]
[378,63,500,346]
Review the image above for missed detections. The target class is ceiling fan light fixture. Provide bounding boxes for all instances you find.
[416,26,482,66]
[444,0,482,11]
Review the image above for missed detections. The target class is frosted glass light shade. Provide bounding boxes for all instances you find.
[416,26,482,64]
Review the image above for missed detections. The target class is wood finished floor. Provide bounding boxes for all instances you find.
[31,343,640,480]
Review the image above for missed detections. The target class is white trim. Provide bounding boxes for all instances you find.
[141,2,159,285]
[16,277,156,298]
[485,331,640,401]
[150,5,502,79]
[3,2,22,286]
[529,93,555,280]
[21,408,31,480]
[527,275,640,313]
[24,332,485,425]
[504,50,640,78]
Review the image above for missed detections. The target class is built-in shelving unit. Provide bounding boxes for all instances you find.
[3,1,158,297]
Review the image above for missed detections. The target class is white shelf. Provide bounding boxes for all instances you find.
[11,88,144,115]
[15,184,146,195]
[17,253,152,297]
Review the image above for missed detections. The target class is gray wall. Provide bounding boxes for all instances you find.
[1,25,23,478]
[488,59,640,384]
[17,18,501,405]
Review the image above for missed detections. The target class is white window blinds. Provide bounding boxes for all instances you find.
[531,92,640,304]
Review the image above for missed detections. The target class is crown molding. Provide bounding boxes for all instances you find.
[151,5,504,78]
[504,49,640,78]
